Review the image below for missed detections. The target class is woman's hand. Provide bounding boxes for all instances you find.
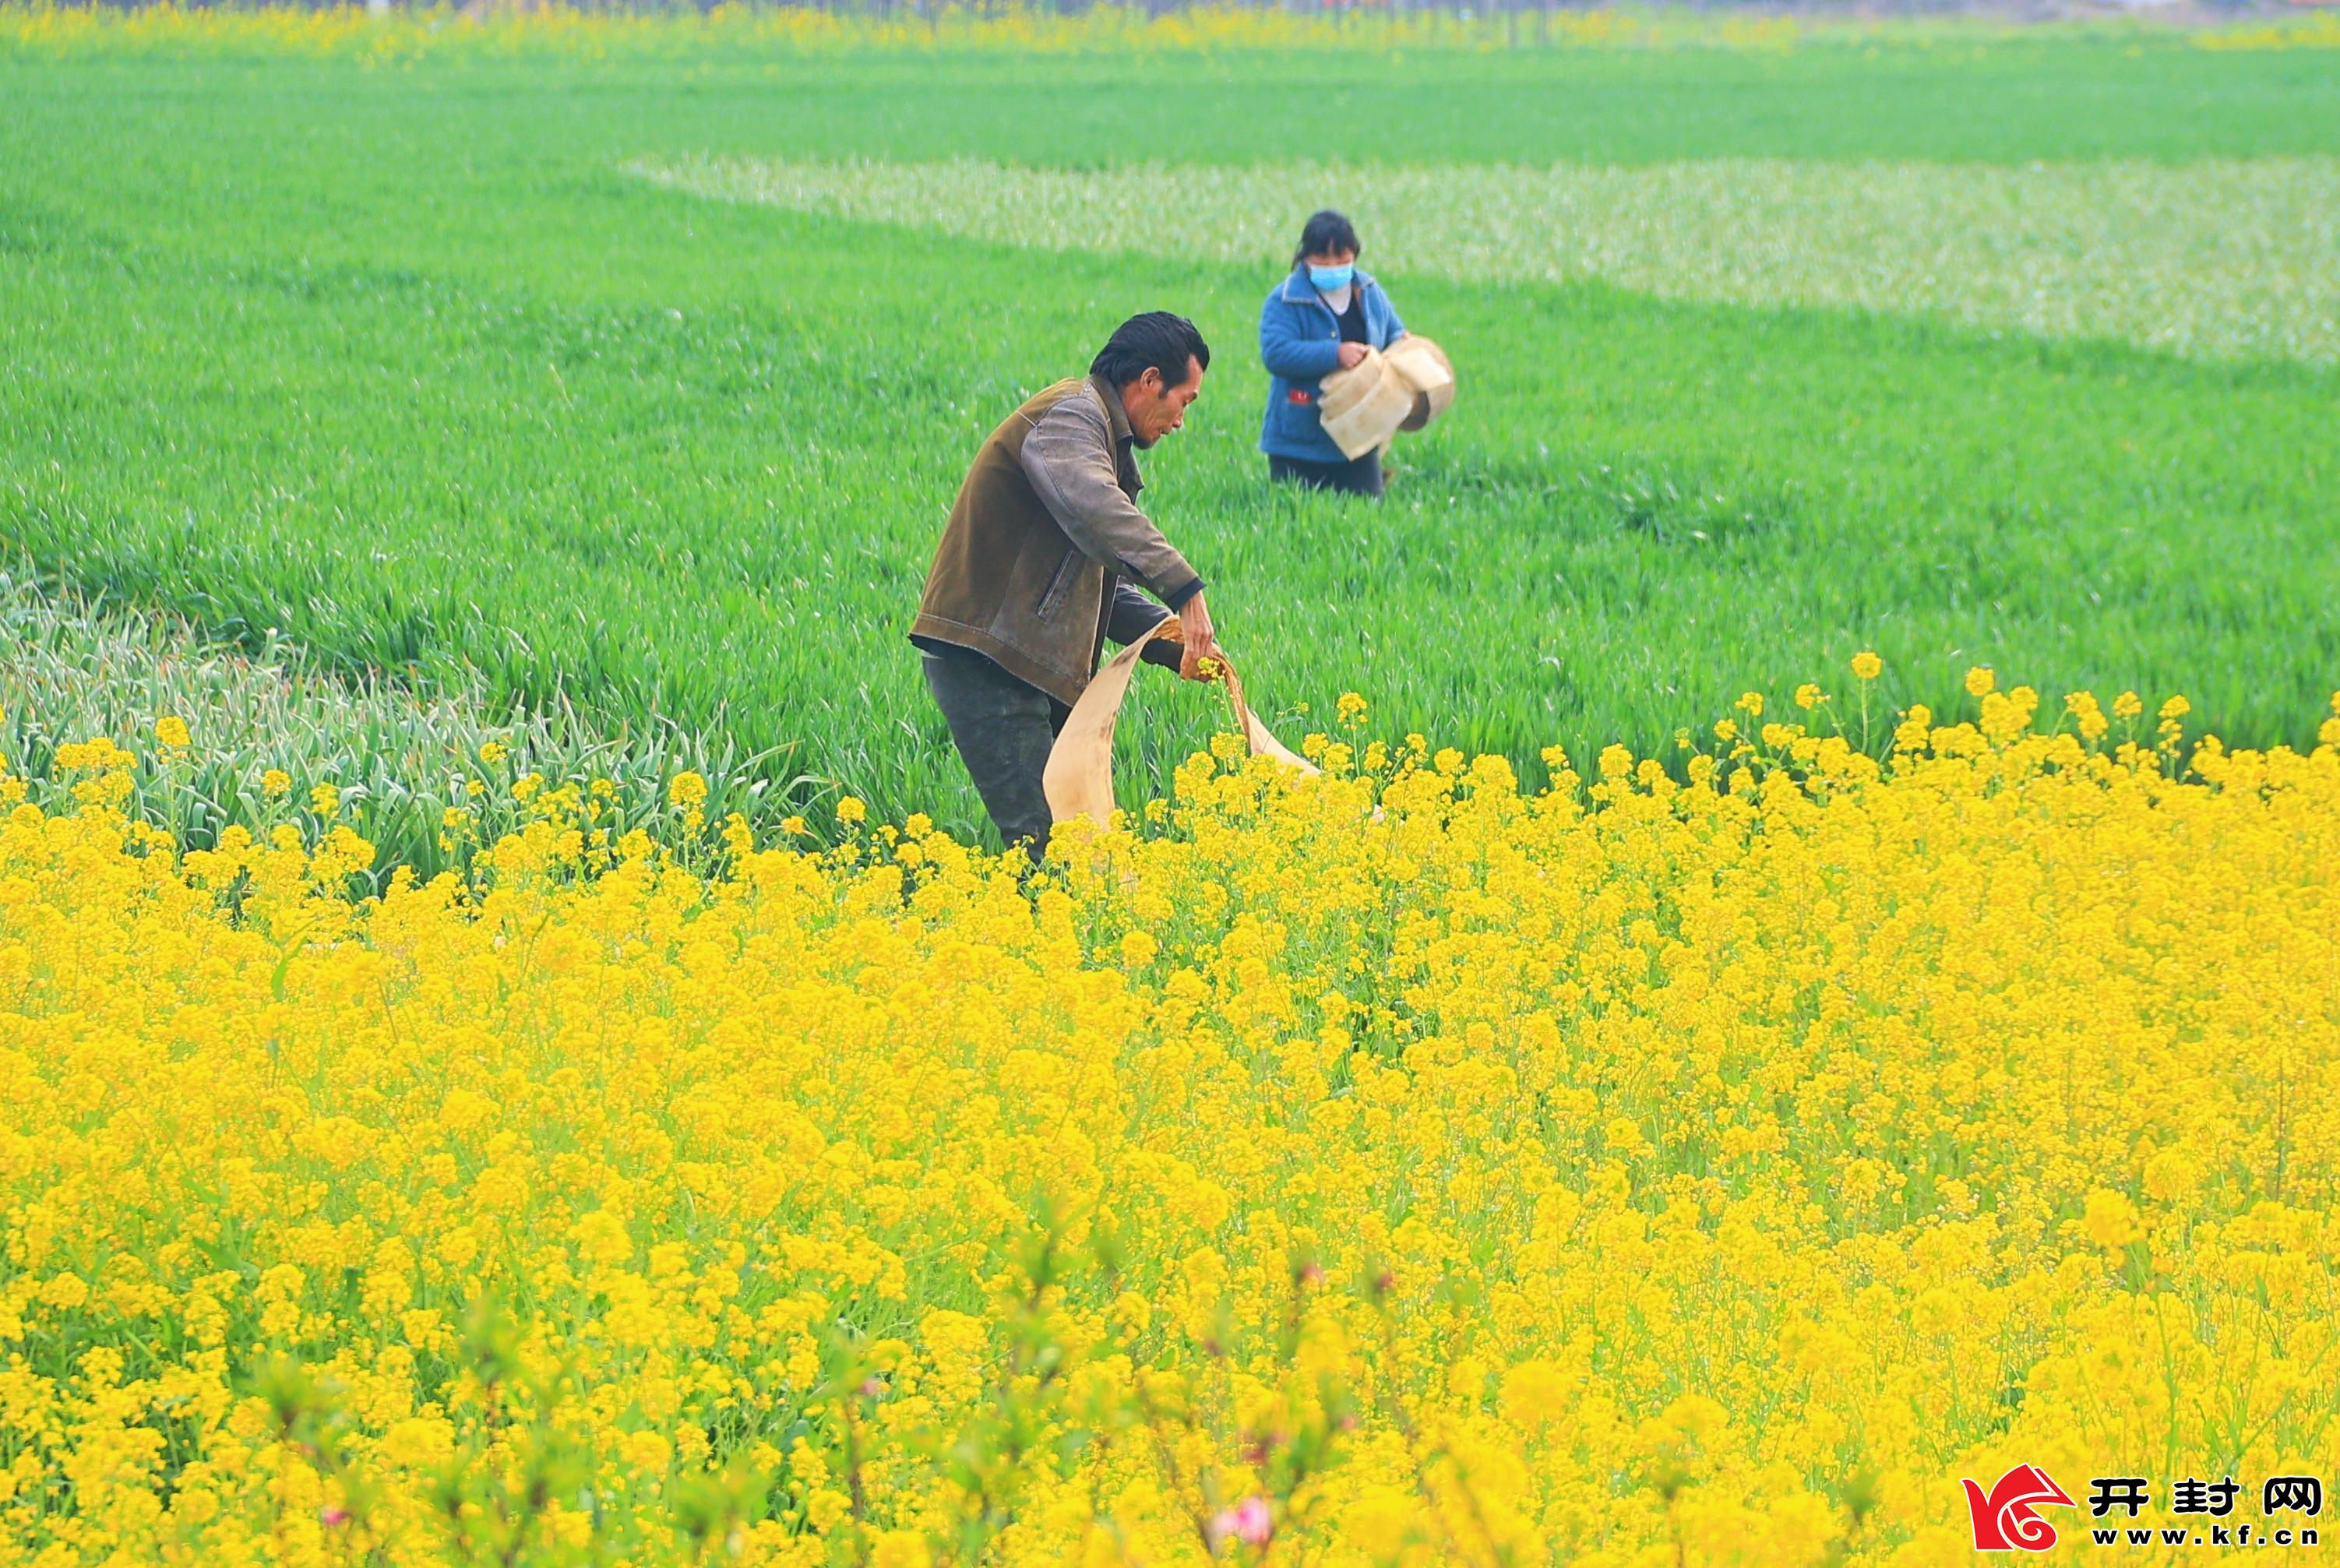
[1335,341,1370,371]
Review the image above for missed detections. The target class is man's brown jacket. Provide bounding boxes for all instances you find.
[911,374,1202,706]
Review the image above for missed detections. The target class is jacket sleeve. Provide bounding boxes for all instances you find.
[1259,292,1341,381]
[1020,393,1203,609]
[1380,289,1407,346]
[1107,580,1186,670]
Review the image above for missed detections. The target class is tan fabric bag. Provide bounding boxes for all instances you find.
[1316,333,1457,460]
[1388,335,1455,432]
[1043,617,1317,827]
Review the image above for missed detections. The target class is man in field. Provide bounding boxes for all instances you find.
[911,312,1221,858]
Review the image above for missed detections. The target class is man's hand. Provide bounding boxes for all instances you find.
[1335,340,1371,371]
[1176,590,1219,682]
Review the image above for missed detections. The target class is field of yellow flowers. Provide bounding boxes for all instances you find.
[3,671,2337,1566]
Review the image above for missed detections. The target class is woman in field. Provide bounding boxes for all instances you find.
[1257,209,1408,498]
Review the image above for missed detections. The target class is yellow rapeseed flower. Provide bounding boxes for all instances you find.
[2081,1189,2144,1249]
[0,679,2332,1563]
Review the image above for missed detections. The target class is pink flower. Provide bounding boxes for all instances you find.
[320,1507,351,1527]
[1209,1496,1274,1549]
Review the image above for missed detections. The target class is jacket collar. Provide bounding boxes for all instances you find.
[1089,372,1136,442]
[1280,264,1378,306]
[1087,372,1144,493]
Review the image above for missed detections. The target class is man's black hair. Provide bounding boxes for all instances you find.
[1292,209,1362,267]
[1091,312,1210,391]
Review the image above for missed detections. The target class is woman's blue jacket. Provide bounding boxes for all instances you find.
[1256,266,1407,465]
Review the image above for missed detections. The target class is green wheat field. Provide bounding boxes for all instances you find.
[3,12,2337,859]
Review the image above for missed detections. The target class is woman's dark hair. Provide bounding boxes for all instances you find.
[1091,311,1211,390]
[1292,209,1362,267]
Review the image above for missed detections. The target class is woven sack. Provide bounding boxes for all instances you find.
[1043,617,1316,827]
[1316,350,1418,460]
[1316,333,1457,459]
[1388,335,1455,432]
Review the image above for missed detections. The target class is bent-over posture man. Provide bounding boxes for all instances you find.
[911,312,1221,857]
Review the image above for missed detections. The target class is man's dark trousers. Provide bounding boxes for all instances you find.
[922,644,1069,859]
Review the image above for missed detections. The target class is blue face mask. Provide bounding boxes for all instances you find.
[1307,263,1355,293]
